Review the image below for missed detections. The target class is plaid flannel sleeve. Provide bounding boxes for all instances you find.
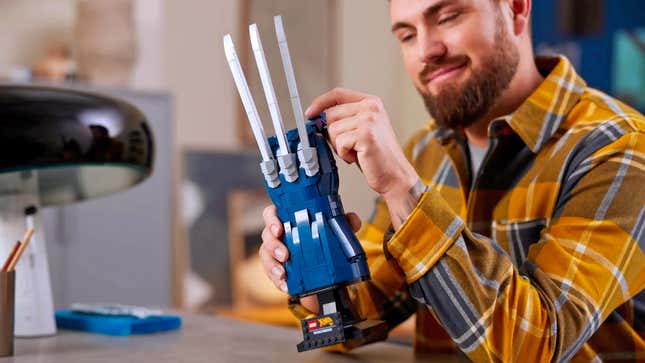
[389,129,645,362]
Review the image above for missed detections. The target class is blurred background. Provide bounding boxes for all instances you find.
[0,0,642,329]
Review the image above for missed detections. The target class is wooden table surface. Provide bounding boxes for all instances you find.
[0,312,463,362]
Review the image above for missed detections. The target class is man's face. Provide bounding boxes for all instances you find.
[390,0,520,130]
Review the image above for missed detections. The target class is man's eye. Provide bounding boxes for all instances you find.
[400,34,416,43]
[438,12,460,25]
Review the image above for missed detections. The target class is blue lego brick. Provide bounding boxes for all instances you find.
[55,310,182,336]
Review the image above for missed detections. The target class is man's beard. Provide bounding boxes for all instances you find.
[419,19,520,130]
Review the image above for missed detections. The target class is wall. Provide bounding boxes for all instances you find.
[163,0,240,151]
[132,0,166,89]
[0,0,75,72]
[0,0,164,90]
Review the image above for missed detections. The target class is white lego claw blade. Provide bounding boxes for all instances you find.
[274,15,310,149]
[249,23,290,156]
[223,34,274,162]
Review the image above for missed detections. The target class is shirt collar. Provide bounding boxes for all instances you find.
[505,55,587,152]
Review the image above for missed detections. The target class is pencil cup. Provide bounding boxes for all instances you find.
[0,270,15,357]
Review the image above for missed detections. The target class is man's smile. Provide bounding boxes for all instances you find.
[427,61,468,86]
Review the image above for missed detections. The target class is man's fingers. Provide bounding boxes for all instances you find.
[276,279,288,293]
[325,101,364,125]
[335,130,360,164]
[262,205,283,237]
[259,232,288,294]
[326,113,362,142]
[267,261,286,287]
[259,244,285,281]
[270,264,285,280]
[261,228,289,262]
[260,249,287,293]
[346,212,362,232]
[305,87,369,118]
[260,204,290,293]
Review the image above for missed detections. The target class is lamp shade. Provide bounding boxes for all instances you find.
[0,85,154,206]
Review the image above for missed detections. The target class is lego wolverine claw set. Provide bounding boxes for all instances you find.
[223,16,388,352]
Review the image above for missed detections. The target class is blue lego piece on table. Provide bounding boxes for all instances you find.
[264,114,371,296]
[55,310,182,336]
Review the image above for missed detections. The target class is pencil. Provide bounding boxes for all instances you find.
[7,228,34,271]
[1,240,21,272]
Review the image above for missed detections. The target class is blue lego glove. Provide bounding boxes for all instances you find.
[264,114,370,296]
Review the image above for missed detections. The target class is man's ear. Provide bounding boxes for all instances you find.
[509,0,531,36]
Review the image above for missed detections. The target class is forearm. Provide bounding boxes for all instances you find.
[382,178,428,230]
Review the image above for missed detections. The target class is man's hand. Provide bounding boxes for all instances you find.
[306,87,423,229]
[259,204,362,314]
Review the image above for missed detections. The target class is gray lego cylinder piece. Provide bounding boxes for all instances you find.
[260,159,280,188]
[278,153,299,182]
[298,147,319,177]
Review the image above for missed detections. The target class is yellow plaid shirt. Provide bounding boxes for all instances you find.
[291,56,645,362]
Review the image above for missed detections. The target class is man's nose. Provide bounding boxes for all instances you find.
[417,31,447,64]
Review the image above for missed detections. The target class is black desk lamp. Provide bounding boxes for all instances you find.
[0,85,154,336]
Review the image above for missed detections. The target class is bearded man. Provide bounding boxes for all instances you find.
[259,0,645,361]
